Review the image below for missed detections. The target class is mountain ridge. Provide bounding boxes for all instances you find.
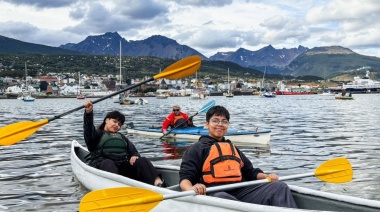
[1,32,380,79]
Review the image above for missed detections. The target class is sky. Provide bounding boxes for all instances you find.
[1,0,380,58]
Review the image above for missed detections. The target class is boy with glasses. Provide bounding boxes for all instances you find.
[179,105,297,208]
[161,104,193,135]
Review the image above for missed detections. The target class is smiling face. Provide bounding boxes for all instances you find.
[205,114,229,141]
[104,118,122,133]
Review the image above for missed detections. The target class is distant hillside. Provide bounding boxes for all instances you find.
[60,32,208,60]
[0,35,83,55]
[283,46,380,78]
[0,54,271,82]
[2,33,380,80]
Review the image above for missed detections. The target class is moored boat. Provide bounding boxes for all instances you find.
[22,95,35,102]
[127,125,271,145]
[72,140,380,212]
[335,96,354,100]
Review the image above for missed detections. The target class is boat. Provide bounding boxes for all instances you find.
[258,66,276,98]
[260,92,276,98]
[72,140,380,212]
[189,71,207,100]
[22,95,35,102]
[156,93,169,99]
[126,125,271,145]
[342,70,380,93]
[276,81,313,95]
[318,90,335,96]
[120,98,149,105]
[225,68,234,98]
[335,96,354,100]
[77,72,86,100]
[275,90,313,95]
[22,63,35,102]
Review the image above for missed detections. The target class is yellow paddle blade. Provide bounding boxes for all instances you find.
[0,119,49,146]
[80,187,163,212]
[314,157,353,183]
[154,55,201,80]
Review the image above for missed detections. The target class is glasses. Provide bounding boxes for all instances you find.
[210,118,229,126]
[173,109,180,112]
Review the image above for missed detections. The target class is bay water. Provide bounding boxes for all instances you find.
[0,94,379,211]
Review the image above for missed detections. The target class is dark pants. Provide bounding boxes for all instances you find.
[209,182,297,208]
[94,157,159,185]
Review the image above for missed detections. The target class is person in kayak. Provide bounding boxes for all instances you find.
[179,105,297,208]
[161,104,194,135]
[83,100,168,187]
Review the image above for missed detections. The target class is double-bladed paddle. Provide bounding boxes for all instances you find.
[0,55,202,146]
[160,99,216,139]
[79,157,353,212]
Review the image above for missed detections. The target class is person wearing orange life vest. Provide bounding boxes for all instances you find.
[179,105,297,208]
[161,104,193,135]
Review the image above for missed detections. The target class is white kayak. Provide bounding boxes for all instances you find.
[71,140,380,212]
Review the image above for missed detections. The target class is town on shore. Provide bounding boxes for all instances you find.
[1,69,379,100]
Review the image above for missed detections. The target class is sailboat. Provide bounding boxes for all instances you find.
[23,62,36,102]
[77,71,86,100]
[225,68,234,98]
[114,40,127,103]
[259,66,276,98]
[189,71,206,100]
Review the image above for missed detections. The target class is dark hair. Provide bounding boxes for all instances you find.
[206,105,230,122]
[97,111,125,130]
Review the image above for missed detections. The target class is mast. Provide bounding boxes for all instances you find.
[25,62,27,91]
[78,71,80,95]
[262,66,266,92]
[228,68,230,93]
[119,40,122,88]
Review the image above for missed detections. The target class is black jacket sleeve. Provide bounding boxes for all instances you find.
[83,111,102,152]
[179,142,205,185]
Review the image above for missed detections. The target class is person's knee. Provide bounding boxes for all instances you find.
[98,159,118,173]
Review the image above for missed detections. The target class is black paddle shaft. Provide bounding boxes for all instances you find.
[48,77,154,122]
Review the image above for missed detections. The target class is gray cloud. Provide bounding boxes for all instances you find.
[167,0,233,7]
[1,0,76,8]
[120,0,168,20]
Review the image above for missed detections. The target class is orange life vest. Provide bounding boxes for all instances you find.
[173,114,186,125]
[202,141,244,183]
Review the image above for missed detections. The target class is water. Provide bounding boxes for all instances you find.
[1,94,380,211]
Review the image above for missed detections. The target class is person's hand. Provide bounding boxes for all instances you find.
[265,173,279,182]
[192,183,206,195]
[84,100,93,113]
[163,130,168,135]
[129,156,139,165]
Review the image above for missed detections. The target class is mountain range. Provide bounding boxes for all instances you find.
[1,32,380,79]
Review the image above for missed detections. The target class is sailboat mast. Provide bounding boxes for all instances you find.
[119,40,122,87]
[262,66,266,91]
[228,68,230,93]
[25,62,27,91]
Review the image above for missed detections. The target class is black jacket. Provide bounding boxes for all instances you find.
[83,111,140,164]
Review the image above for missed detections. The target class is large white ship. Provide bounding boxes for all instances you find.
[342,70,380,93]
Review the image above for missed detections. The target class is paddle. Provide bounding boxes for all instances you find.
[160,99,216,139]
[0,55,202,146]
[79,157,352,212]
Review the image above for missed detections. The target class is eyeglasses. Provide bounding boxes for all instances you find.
[173,109,180,112]
[210,118,229,126]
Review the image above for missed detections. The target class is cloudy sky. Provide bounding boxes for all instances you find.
[1,0,379,58]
